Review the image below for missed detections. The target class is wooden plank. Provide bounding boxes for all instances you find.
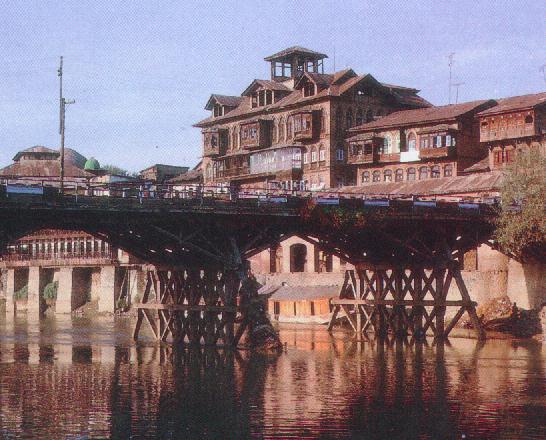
[444,306,467,337]
[134,303,238,312]
[331,299,473,307]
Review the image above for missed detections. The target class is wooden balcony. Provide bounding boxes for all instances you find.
[480,125,536,142]
[203,129,227,157]
[216,166,250,179]
[347,152,377,165]
[378,153,400,163]
[419,147,452,159]
[294,127,313,141]
[292,110,319,141]
[240,120,271,149]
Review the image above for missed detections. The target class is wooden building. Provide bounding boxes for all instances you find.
[345,100,497,186]
[477,92,546,170]
[194,46,430,190]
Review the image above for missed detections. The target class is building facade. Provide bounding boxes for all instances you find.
[195,46,430,190]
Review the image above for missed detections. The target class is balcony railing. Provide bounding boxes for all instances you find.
[216,166,250,179]
[419,147,452,159]
[347,152,377,165]
[378,153,401,163]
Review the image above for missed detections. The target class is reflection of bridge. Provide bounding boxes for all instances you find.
[0,184,496,342]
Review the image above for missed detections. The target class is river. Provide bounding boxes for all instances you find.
[0,315,544,439]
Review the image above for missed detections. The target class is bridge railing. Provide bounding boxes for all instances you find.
[0,179,502,215]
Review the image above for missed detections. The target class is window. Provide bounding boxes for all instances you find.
[431,165,440,178]
[311,149,317,162]
[372,170,381,182]
[419,166,429,180]
[421,137,429,149]
[481,121,488,129]
[384,169,392,182]
[446,135,452,147]
[506,148,515,163]
[383,135,392,154]
[362,171,370,183]
[407,168,416,181]
[335,110,343,135]
[303,152,309,164]
[395,169,404,182]
[303,82,315,97]
[435,135,443,148]
[319,149,325,161]
[524,114,533,124]
[444,164,453,177]
[336,148,344,161]
[407,133,416,151]
[346,109,353,129]
[356,109,364,126]
[287,117,293,138]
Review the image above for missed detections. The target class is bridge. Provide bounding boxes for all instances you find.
[0,182,497,344]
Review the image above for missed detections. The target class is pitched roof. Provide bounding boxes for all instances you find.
[0,160,92,178]
[264,46,328,62]
[195,71,431,127]
[241,79,291,97]
[13,146,59,161]
[462,157,490,174]
[205,94,243,110]
[167,169,203,183]
[477,92,546,116]
[350,100,495,131]
[341,171,503,196]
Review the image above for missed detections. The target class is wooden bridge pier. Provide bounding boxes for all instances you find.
[328,263,485,341]
[133,267,247,346]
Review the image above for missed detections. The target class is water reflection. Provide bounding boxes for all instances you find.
[0,317,544,439]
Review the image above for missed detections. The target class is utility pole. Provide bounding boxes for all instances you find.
[58,56,75,195]
[452,82,465,104]
[448,52,455,104]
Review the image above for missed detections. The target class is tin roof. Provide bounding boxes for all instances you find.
[341,171,504,196]
[477,92,546,116]
[350,100,496,132]
[264,46,328,62]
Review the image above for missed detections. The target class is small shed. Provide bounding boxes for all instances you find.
[261,284,339,324]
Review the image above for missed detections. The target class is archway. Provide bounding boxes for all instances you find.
[289,243,307,273]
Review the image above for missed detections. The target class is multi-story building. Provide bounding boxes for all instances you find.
[345,100,497,186]
[194,46,430,190]
[477,92,546,170]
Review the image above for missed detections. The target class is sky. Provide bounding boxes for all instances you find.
[0,0,544,172]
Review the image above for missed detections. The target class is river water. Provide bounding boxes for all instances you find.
[0,316,544,439]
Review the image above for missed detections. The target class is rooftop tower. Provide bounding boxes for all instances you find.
[264,46,327,82]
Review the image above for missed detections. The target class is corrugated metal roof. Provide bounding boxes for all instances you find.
[349,100,495,132]
[477,92,546,116]
[342,171,504,196]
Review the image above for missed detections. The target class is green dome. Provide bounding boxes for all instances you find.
[84,157,101,171]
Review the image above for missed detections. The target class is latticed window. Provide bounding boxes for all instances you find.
[431,165,440,178]
[419,166,429,180]
[384,170,392,182]
[372,171,381,182]
[407,168,416,181]
[395,169,404,182]
[362,171,370,183]
[356,109,364,126]
[444,164,453,177]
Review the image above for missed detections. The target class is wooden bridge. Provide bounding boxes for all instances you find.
[0,183,497,343]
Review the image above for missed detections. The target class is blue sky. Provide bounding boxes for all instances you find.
[0,0,544,171]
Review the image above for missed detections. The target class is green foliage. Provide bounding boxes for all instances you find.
[101,164,138,178]
[42,281,58,301]
[14,285,28,300]
[495,148,546,261]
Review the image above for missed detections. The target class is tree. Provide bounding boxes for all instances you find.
[495,147,546,261]
[101,164,138,178]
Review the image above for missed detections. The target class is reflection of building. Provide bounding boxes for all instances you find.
[195,46,430,190]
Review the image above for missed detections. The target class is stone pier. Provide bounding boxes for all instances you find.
[26,266,41,319]
[5,269,15,315]
[98,266,116,313]
[56,267,74,314]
